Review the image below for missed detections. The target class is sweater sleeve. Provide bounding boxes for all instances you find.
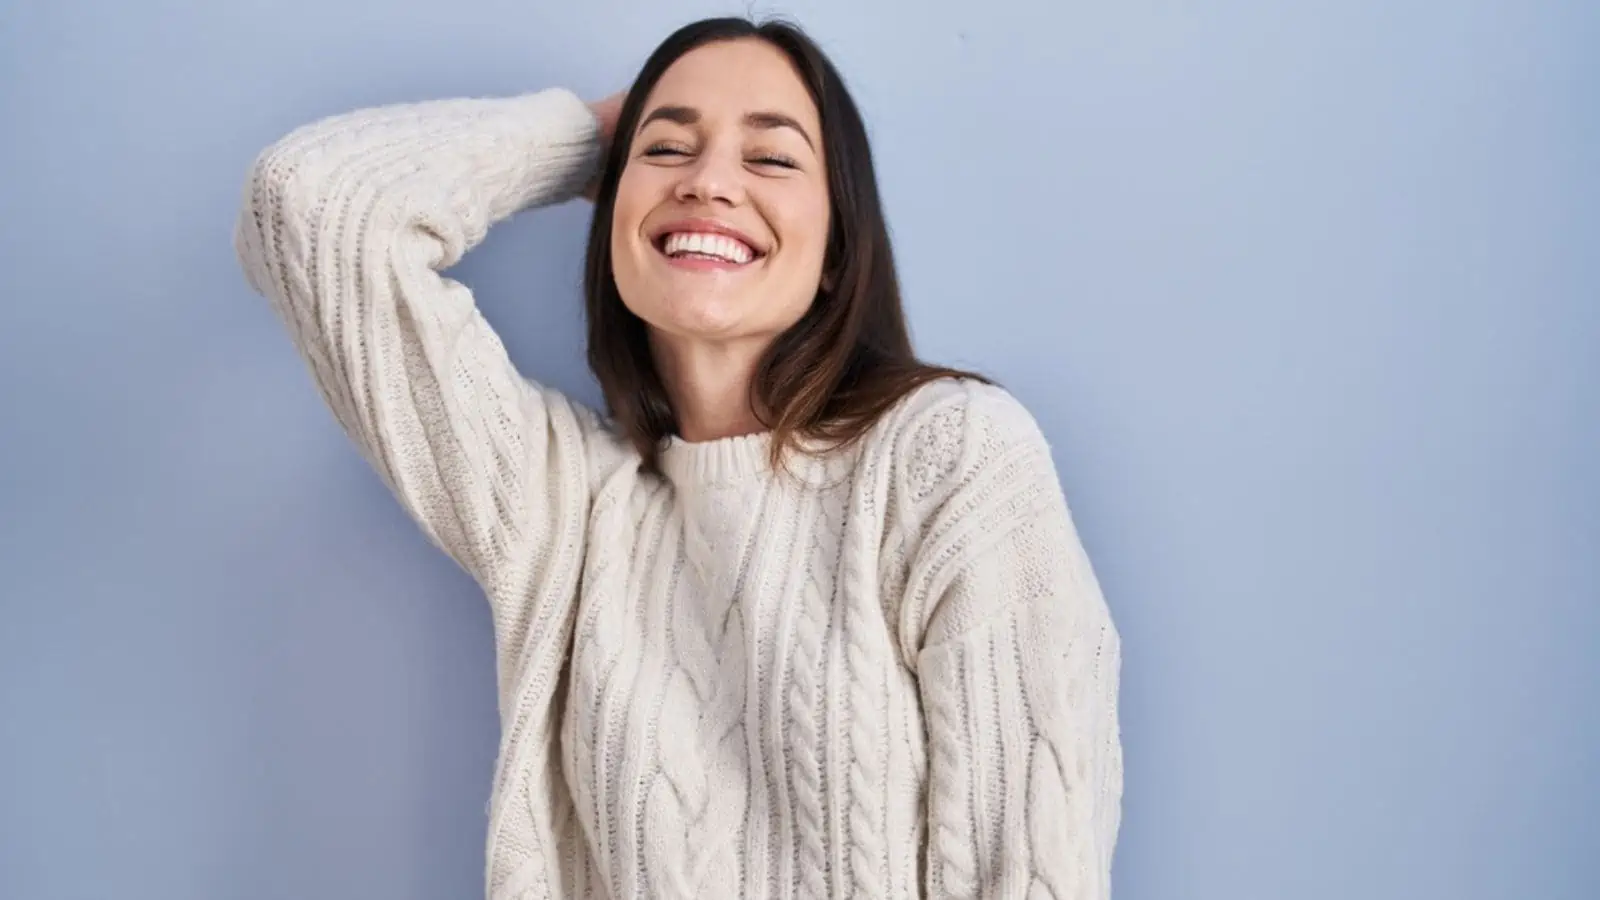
[907,385,1124,899]
[233,89,617,619]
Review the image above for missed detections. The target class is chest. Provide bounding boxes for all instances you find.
[554,477,930,895]
[567,476,902,718]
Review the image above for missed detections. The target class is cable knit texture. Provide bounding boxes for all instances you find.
[234,87,1123,899]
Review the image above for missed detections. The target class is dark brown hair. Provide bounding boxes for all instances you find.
[584,16,988,473]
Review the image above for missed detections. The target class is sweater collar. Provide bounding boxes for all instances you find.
[659,430,774,485]
[658,430,859,488]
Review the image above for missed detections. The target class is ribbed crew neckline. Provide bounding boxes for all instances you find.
[659,430,775,484]
[656,430,865,488]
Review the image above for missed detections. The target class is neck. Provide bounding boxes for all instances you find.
[651,332,769,443]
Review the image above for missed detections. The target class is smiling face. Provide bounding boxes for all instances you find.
[610,38,831,350]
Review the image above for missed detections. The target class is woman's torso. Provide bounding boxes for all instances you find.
[488,387,965,900]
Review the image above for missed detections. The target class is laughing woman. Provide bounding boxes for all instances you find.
[235,16,1122,900]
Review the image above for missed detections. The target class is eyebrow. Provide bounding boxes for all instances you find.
[637,104,816,150]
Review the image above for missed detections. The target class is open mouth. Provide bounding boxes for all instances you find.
[655,231,763,266]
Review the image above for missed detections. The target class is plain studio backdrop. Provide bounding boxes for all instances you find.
[1,1,1595,898]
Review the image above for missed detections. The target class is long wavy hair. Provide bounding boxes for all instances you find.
[584,16,988,473]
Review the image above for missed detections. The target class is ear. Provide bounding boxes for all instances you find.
[820,239,843,293]
[820,261,838,292]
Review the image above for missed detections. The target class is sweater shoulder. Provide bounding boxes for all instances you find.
[862,377,1068,663]
[868,377,1054,515]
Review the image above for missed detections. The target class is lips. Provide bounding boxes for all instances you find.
[650,217,766,266]
[661,231,754,264]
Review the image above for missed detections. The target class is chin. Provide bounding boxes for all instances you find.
[647,292,757,341]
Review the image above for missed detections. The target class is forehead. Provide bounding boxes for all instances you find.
[644,39,820,131]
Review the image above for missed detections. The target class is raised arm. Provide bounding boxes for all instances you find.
[900,383,1124,898]
[233,88,620,647]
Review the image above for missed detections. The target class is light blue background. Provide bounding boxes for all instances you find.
[2,1,1595,898]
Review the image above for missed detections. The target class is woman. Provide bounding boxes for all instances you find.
[235,15,1122,900]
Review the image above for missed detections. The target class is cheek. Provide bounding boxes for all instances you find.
[607,181,650,319]
[609,171,657,288]
[610,174,644,249]
[777,192,832,274]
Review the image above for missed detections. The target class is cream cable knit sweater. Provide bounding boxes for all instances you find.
[234,87,1123,899]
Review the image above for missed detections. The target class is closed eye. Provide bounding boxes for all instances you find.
[642,143,690,159]
[640,143,799,170]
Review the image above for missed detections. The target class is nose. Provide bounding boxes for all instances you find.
[673,146,745,207]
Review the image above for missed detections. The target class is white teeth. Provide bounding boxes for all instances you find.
[663,231,755,264]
